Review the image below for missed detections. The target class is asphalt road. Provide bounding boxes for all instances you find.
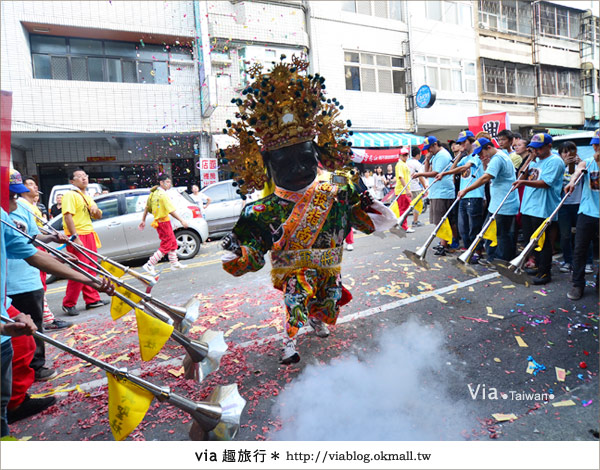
[9,221,599,442]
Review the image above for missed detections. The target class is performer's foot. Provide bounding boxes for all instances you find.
[309,317,330,338]
[280,337,300,365]
[345,243,354,251]
[170,262,186,270]
[143,262,157,276]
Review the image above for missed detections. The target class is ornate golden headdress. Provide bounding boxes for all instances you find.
[219,55,353,196]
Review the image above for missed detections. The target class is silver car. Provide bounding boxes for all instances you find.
[200,179,251,237]
[47,188,209,263]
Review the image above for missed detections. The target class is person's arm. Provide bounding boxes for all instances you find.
[169,210,188,228]
[204,195,212,208]
[457,173,493,199]
[0,312,37,337]
[434,162,472,181]
[63,212,82,246]
[512,179,549,189]
[564,160,587,194]
[138,207,149,230]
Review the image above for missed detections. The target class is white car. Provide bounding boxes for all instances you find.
[47,187,209,262]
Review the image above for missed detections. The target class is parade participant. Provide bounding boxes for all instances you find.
[497,129,522,170]
[566,129,599,300]
[394,148,415,233]
[61,169,106,316]
[406,147,428,227]
[512,133,565,285]
[219,56,396,364]
[139,174,189,275]
[412,136,455,255]
[435,131,484,256]
[457,137,521,264]
[190,184,212,213]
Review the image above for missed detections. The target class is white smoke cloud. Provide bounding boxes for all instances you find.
[272,318,476,440]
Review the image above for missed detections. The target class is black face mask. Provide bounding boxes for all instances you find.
[264,141,319,192]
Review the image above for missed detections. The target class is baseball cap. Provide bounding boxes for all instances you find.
[422,136,438,150]
[400,147,409,155]
[456,130,474,143]
[9,169,30,194]
[591,128,599,145]
[471,138,492,156]
[528,133,553,148]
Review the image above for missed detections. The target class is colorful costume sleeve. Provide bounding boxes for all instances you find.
[345,182,376,235]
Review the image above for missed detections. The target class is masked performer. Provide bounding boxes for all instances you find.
[220,56,396,364]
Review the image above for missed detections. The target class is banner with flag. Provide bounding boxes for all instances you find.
[435,219,453,244]
[135,308,174,361]
[530,218,549,251]
[100,260,125,278]
[106,373,154,441]
[110,285,142,320]
[467,111,510,146]
[482,219,498,247]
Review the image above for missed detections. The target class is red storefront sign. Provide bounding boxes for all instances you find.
[467,112,510,145]
[350,148,403,164]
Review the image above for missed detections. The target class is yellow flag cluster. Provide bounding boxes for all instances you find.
[435,219,453,244]
[110,285,142,320]
[107,373,154,441]
[482,219,498,247]
[135,308,173,361]
[100,260,125,278]
[530,218,550,251]
[391,192,425,218]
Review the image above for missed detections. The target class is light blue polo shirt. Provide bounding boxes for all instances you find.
[521,154,565,220]
[428,147,455,199]
[2,209,38,344]
[579,157,599,219]
[485,149,519,216]
[457,154,485,198]
[6,202,43,296]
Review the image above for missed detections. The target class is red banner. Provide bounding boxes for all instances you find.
[1,91,12,212]
[467,112,510,145]
[351,148,402,165]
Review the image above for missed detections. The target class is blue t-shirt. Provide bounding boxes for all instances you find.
[521,154,565,220]
[485,150,520,216]
[562,164,583,205]
[457,154,485,198]
[428,148,455,199]
[1,209,39,344]
[579,157,599,219]
[6,202,43,296]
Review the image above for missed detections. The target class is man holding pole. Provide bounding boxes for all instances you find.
[512,133,565,285]
[392,148,414,233]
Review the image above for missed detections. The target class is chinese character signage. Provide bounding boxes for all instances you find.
[198,158,218,187]
[467,112,510,145]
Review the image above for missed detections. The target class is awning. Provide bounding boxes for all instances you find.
[349,132,424,148]
[351,148,405,164]
[547,128,587,136]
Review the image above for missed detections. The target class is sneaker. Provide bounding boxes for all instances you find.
[412,221,423,227]
[433,246,447,256]
[346,244,354,251]
[405,227,415,233]
[585,264,594,274]
[143,262,157,276]
[309,317,330,338]
[85,299,109,310]
[170,262,186,270]
[34,367,57,382]
[450,239,460,249]
[7,394,56,424]
[478,258,492,266]
[531,273,552,285]
[559,262,572,273]
[62,305,79,316]
[524,267,538,275]
[44,319,73,331]
[567,285,584,300]
[280,337,300,365]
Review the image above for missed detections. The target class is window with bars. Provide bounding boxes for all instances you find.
[481,59,535,96]
[341,1,405,21]
[30,34,191,84]
[414,55,476,93]
[537,3,581,40]
[541,67,582,97]
[344,51,406,94]
[426,1,472,26]
[479,0,532,36]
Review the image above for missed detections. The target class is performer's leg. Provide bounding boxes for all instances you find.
[280,271,315,364]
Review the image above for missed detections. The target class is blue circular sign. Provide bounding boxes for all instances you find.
[415,85,436,108]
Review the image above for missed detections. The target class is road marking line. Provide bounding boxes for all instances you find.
[63,272,499,394]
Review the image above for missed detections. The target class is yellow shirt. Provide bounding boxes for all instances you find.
[509,151,523,169]
[19,198,44,227]
[147,188,175,223]
[394,160,411,195]
[61,190,100,235]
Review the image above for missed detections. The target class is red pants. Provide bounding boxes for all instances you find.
[156,220,178,253]
[38,246,47,291]
[7,306,35,410]
[397,194,411,230]
[63,233,100,308]
[345,228,354,244]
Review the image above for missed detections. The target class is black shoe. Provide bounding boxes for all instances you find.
[34,367,57,382]
[532,273,551,285]
[7,394,56,424]
[62,305,79,316]
[524,267,538,275]
[44,319,73,331]
[567,286,584,300]
[85,299,109,310]
[433,246,447,256]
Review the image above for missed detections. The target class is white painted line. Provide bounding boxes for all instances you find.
[54,272,500,395]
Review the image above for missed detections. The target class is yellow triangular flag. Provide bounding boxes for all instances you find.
[412,197,423,214]
[110,285,142,320]
[106,373,154,441]
[530,218,549,252]
[390,198,401,218]
[135,308,174,361]
[100,260,125,278]
[482,219,498,247]
[435,218,453,244]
